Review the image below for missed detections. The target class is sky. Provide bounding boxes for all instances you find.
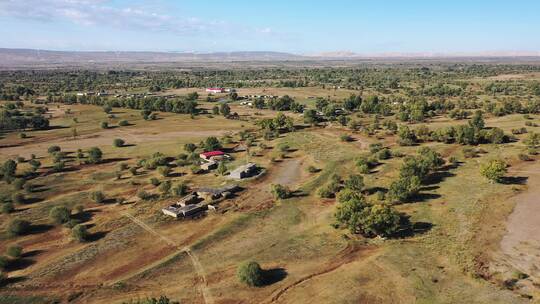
[0,0,539,54]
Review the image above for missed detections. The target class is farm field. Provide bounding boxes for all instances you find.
[1,64,540,304]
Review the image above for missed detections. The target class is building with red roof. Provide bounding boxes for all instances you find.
[199,150,225,160]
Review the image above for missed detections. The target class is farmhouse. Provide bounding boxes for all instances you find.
[200,150,225,160]
[206,88,225,93]
[229,163,258,179]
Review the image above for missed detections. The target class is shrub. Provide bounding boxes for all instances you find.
[158,166,171,177]
[480,159,507,183]
[19,132,27,139]
[150,177,161,186]
[90,191,105,203]
[6,245,22,259]
[340,134,353,142]
[113,138,125,147]
[100,121,109,129]
[377,148,392,160]
[72,224,89,242]
[11,192,24,204]
[7,219,31,236]
[1,202,14,214]
[237,261,265,287]
[87,147,103,164]
[387,175,421,203]
[518,153,531,161]
[12,178,25,190]
[159,180,172,194]
[271,184,292,200]
[129,167,138,176]
[49,206,71,225]
[119,120,129,126]
[48,145,61,154]
[217,161,228,175]
[172,183,188,196]
[369,143,383,154]
[137,190,151,200]
[122,296,179,304]
[344,174,364,193]
[462,147,478,158]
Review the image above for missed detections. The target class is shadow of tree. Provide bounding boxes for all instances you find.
[263,268,288,286]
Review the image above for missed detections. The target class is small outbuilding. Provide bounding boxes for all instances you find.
[200,151,225,160]
[229,163,258,179]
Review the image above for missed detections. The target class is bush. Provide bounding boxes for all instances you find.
[49,206,71,225]
[271,184,292,200]
[137,190,151,200]
[237,261,265,287]
[377,148,392,160]
[480,159,507,183]
[462,147,478,158]
[159,180,172,194]
[6,245,22,259]
[113,138,125,147]
[150,177,161,186]
[90,191,105,203]
[172,183,188,196]
[1,202,14,214]
[119,120,129,126]
[121,296,179,304]
[158,166,171,177]
[344,174,364,192]
[72,224,89,242]
[11,192,24,205]
[48,145,61,154]
[7,219,31,236]
[87,147,103,164]
[307,165,319,173]
[518,153,532,161]
[12,178,26,190]
[100,121,109,129]
[340,134,353,142]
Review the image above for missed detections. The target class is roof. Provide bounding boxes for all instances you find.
[230,163,257,174]
[196,184,238,195]
[200,151,225,157]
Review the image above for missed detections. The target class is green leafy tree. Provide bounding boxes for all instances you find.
[6,245,22,259]
[237,261,265,287]
[49,206,71,225]
[113,138,125,147]
[87,147,103,164]
[203,137,222,151]
[359,204,401,237]
[72,224,89,242]
[344,174,364,193]
[480,159,507,183]
[7,219,31,236]
[217,161,228,175]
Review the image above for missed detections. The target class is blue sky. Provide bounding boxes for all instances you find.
[0,0,539,54]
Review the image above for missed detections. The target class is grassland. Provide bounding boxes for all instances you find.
[1,67,540,304]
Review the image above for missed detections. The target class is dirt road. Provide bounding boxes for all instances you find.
[498,162,540,279]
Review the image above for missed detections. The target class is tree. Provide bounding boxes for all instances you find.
[334,197,367,233]
[47,145,61,154]
[49,206,71,225]
[6,245,22,259]
[203,137,222,152]
[1,202,14,214]
[344,174,364,193]
[159,180,172,194]
[397,126,417,146]
[72,224,89,242]
[2,159,17,178]
[237,261,265,287]
[220,103,231,117]
[184,143,197,153]
[103,105,112,114]
[217,161,228,175]
[172,182,188,196]
[271,184,292,200]
[469,110,485,129]
[480,159,507,183]
[90,191,105,203]
[158,166,171,177]
[7,219,30,236]
[87,147,103,164]
[113,138,125,147]
[100,121,109,129]
[387,175,421,203]
[303,109,319,126]
[359,204,401,237]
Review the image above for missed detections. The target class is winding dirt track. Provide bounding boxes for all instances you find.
[123,213,214,304]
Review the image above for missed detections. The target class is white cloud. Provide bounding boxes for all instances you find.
[0,0,272,37]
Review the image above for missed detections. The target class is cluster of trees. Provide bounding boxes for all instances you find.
[0,108,49,131]
[257,113,295,139]
[387,147,445,203]
[333,173,402,237]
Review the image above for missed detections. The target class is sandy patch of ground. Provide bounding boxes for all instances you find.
[498,162,540,279]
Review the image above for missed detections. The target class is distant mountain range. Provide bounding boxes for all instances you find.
[1,48,539,68]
